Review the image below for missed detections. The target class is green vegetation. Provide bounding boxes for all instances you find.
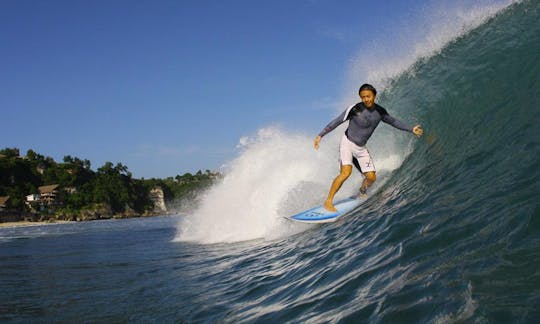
[0,147,220,221]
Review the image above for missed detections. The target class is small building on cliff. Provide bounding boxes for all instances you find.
[0,196,9,211]
[39,184,60,205]
[25,184,61,212]
[0,196,20,223]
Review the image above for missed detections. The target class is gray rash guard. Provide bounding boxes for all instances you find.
[318,102,413,147]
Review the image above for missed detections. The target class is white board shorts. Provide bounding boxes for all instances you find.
[340,135,376,173]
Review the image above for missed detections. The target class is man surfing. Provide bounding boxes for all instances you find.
[314,84,423,212]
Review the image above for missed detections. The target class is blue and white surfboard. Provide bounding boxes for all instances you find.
[287,197,364,223]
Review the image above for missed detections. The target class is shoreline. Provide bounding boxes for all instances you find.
[0,220,74,229]
[0,213,175,229]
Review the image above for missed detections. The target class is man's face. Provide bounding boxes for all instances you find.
[360,90,376,108]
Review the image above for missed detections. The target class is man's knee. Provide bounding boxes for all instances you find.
[339,165,353,179]
[364,171,376,183]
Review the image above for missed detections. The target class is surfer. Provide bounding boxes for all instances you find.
[314,84,423,212]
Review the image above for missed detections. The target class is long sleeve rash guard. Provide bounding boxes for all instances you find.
[318,102,413,147]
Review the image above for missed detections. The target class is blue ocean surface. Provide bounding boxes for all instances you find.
[2,0,540,322]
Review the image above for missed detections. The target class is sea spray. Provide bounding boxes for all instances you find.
[344,0,515,99]
[174,125,407,244]
[175,127,336,243]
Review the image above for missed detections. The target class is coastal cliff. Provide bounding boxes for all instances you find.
[0,148,220,225]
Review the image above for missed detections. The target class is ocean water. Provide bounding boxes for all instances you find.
[2,0,540,322]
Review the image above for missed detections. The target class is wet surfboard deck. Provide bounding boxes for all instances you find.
[286,197,364,223]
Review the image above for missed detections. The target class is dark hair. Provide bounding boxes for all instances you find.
[358,83,377,96]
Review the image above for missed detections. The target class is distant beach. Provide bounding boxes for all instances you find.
[0,220,73,228]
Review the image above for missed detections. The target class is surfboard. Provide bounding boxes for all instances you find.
[287,197,364,223]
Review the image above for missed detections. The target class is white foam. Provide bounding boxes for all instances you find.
[175,127,332,243]
[173,125,406,244]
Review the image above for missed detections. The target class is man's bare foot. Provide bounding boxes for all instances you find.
[323,200,337,212]
[359,186,368,198]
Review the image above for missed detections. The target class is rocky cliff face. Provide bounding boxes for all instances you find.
[9,186,170,224]
[149,187,167,213]
[76,203,114,221]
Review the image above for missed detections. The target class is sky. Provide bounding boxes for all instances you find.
[0,0,505,178]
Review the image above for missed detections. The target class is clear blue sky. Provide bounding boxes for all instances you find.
[1,0,452,178]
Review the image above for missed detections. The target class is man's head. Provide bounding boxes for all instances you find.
[358,84,377,108]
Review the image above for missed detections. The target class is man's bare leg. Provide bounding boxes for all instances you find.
[359,171,377,197]
[324,164,352,211]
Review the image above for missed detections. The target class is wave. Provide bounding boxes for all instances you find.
[173,1,540,321]
[174,0,521,244]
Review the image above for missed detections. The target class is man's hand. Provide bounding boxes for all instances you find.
[314,136,322,150]
[412,125,424,137]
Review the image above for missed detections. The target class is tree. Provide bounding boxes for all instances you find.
[0,147,219,217]
[93,162,138,213]
[0,152,40,210]
[0,148,20,158]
